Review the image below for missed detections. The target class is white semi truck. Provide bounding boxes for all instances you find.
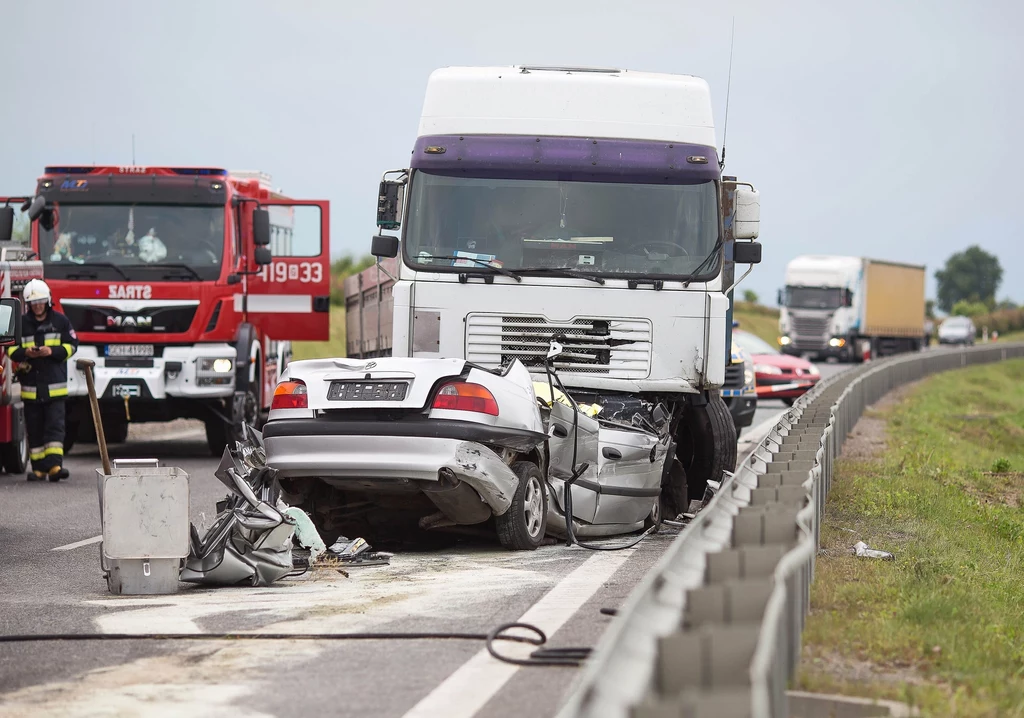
[778,255,926,361]
[337,65,762,527]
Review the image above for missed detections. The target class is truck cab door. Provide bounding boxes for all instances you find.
[246,200,331,342]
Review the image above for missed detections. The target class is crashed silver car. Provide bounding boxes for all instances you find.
[262,354,672,550]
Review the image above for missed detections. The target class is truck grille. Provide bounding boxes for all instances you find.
[790,314,830,341]
[723,362,745,388]
[465,314,652,379]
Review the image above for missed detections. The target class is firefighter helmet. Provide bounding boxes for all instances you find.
[22,278,52,307]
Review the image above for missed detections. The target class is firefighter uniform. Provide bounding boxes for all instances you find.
[8,287,78,480]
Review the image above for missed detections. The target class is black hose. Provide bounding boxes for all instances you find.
[0,623,592,668]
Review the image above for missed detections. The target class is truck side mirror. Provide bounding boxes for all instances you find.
[0,207,12,243]
[0,297,23,347]
[376,180,404,230]
[776,288,784,306]
[371,234,399,259]
[844,289,853,307]
[733,241,762,265]
[253,208,271,247]
[26,196,46,221]
[254,247,272,266]
[733,185,760,240]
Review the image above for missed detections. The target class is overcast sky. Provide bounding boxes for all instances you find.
[2,0,1020,304]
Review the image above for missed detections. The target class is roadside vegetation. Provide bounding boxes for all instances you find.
[733,299,780,347]
[797,360,1024,716]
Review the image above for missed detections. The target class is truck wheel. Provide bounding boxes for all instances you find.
[680,394,736,503]
[104,419,129,445]
[496,461,548,551]
[658,457,688,523]
[1,408,28,475]
[205,419,229,457]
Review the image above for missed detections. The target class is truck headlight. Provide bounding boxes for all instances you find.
[200,358,234,373]
[828,337,846,348]
[779,336,792,346]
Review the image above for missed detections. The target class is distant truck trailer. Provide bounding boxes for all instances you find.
[778,255,926,362]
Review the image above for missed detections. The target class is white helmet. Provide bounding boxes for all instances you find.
[23,279,52,306]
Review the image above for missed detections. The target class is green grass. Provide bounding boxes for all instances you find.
[797,359,1024,716]
[733,301,780,347]
[291,309,347,361]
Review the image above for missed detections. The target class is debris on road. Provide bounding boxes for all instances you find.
[852,541,895,561]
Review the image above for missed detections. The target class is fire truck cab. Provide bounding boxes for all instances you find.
[1,167,330,455]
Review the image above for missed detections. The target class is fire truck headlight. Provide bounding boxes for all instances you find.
[200,358,234,373]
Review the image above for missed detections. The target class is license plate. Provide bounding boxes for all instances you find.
[328,381,408,401]
[106,344,155,357]
[112,384,141,398]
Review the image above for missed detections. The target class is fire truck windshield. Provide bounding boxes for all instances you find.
[39,203,225,281]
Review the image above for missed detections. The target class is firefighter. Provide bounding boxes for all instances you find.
[8,279,78,481]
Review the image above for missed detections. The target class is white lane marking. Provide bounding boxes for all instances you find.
[52,535,102,551]
[402,549,632,718]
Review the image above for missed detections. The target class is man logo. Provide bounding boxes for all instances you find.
[107,315,153,329]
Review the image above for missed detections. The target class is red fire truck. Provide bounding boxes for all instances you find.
[0,241,44,473]
[0,167,330,455]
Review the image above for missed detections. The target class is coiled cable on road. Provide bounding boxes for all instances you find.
[0,622,592,667]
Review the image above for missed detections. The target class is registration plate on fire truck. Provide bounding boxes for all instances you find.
[106,344,155,358]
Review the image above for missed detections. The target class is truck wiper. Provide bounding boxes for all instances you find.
[422,255,522,283]
[682,238,723,288]
[155,263,203,281]
[513,267,605,285]
[73,262,129,280]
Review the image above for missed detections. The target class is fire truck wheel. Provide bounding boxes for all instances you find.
[104,419,129,444]
[205,419,229,457]
[1,410,28,475]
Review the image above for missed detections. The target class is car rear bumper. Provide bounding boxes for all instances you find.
[263,423,523,516]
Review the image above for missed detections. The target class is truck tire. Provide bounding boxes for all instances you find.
[658,457,688,523]
[496,461,548,551]
[104,418,129,445]
[1,406,28,475]
[205,418,229,457]
[679,394,737,504]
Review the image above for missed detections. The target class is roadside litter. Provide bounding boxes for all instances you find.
[852,541,895,561]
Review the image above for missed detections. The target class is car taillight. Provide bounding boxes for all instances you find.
[271,380,308,410]
[432,382,498,416]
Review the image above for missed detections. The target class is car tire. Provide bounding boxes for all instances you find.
[496,461,548,551]
[783,397,795,407]
[643,495,664,533]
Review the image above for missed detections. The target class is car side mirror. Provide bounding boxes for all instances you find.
[371,234,399,259]
[733,241,762,265]
[733,185,760,240]
[0,298,23,347]
[254,247,272,266]
[253,208,271,247]
[0,207,13,243]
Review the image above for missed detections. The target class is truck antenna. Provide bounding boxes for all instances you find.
[720,17,735,170]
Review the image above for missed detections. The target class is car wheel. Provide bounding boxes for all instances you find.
[1,411,28,475]
[783,397,795,407]
[643,495,664,533]
[496,461,548,551]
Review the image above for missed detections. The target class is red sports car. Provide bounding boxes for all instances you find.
[733,329,820,405]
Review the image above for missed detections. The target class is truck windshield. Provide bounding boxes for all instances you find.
[38,203,225,281]
[785,286,844,310]
[403,172,720,280]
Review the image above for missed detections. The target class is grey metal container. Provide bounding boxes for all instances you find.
[96,460,190,595]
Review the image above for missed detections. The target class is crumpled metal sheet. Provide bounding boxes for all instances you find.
[180,426,299,587]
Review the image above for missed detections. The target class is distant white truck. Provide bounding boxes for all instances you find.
[778,255,926,361]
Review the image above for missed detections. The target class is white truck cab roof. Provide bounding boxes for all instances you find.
[417,65,717,147]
